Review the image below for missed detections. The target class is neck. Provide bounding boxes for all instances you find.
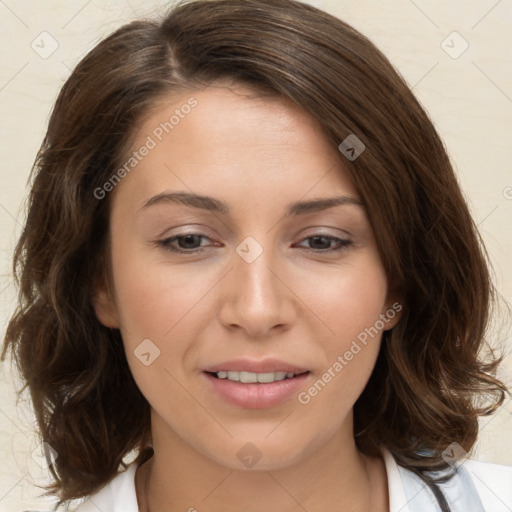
[136,412,388,512]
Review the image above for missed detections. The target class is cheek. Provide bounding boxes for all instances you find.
[108,241,229,405]
[109,246,208,411]
[298,255,388,341]
[109,240,213,341]
[295,256,388,400]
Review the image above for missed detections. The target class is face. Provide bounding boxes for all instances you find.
[93,83,400,471]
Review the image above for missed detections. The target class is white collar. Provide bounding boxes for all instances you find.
[380,446,412,512]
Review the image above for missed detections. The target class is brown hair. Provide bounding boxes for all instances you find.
[2,0,508,509]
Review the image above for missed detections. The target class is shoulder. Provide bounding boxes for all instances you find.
[462,458,512,510]
[382,448,512,512]
[402,460,512,511]
[69,463,139,512]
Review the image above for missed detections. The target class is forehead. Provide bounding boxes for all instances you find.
[111,84,359,211]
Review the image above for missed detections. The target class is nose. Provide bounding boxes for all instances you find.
[218,241,296,338]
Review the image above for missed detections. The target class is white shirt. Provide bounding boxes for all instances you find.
[70,448,512,511]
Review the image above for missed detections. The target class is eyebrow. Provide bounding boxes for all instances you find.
[140,191,364,217]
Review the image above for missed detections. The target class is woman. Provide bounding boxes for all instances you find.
[2,0,511,511]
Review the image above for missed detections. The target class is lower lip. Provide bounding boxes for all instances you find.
[203,372,310,409]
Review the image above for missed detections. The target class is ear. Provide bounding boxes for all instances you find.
[91,275,120,329]
[381,296,403,331]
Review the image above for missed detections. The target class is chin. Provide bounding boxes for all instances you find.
[201,435,316,472]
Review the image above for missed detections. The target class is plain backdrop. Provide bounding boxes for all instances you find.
[1,0,511,510]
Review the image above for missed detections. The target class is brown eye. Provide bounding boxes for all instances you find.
[296,235,353,252]
[159,234,212,253]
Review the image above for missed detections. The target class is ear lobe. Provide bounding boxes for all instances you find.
[92,280,120,329]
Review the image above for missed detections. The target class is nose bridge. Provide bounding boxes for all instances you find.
[235,234,282,305]
[238,241,277,299]
[219,235,293,334]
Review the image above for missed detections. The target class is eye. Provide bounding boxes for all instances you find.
[158,233,214,253]
[295,234,353,252]
[155,233,352,255]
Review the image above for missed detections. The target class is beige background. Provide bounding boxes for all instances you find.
[1,0,511,510]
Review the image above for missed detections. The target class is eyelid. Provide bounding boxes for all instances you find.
[156,223,215,239]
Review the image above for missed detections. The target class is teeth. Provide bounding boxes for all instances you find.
[216,371,296,383]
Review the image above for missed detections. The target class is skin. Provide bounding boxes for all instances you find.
[93,82,401,512]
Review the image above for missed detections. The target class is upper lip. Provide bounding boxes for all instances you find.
[203,358,309,374]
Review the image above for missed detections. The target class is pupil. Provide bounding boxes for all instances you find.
[180,235,200,249]
[310,236,329,249]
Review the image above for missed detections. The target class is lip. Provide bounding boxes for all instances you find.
[203,372,310,409]
[203,358,309,374]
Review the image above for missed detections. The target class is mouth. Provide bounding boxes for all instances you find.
[205,370,309,384]
[202,360,311,409]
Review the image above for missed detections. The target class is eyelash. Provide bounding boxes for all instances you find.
[157,233,353,254]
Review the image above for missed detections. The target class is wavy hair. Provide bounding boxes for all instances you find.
[2,0,508,509]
